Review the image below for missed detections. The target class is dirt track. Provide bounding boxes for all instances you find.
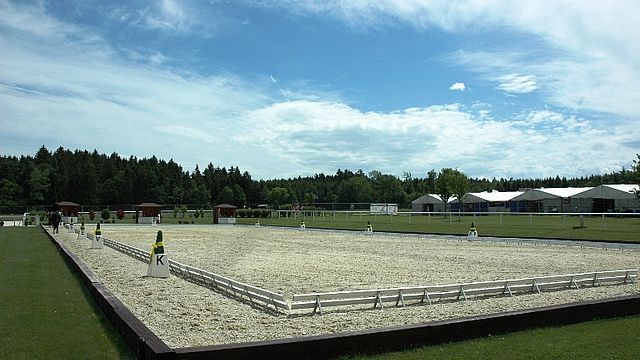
[54,225,640,347]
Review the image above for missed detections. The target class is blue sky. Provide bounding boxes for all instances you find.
[1,0,639,180]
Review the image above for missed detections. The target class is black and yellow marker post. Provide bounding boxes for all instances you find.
[366,221,373,233]
[149,230,164,257]
[468,222,478,237]
[147,230,169,278]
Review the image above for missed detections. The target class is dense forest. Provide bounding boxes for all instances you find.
[0,146,638,211]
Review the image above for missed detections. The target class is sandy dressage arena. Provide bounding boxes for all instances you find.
[54,225,639,348]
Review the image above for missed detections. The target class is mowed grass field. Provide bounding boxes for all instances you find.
[0,227,133,359]
[345,314,640,360]
[238,211,640,242]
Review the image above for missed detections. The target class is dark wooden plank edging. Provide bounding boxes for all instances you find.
[42,226,174,360]
[174,294,640,360]
[42,226,640,360]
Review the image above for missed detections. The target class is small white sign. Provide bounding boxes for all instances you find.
[91,235,103,249]
[147,254,170,278]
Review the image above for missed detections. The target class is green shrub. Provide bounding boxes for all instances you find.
[262,209,270,218]
[238,209,247,218]
[37,210,47,222]
[101,208,110,220]
[194,209,201,218]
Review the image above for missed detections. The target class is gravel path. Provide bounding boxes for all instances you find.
[53,225,640,348]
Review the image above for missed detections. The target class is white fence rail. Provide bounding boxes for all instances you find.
[82,228,288,311]
[70,225,637,316]
[291,270,638,314]
[169,261,288,310]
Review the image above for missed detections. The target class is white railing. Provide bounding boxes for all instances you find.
[168,261,288,311]
[290,270,638,314]
[84,231,288,312]
[102,237,149,263]
[72,227,637,316]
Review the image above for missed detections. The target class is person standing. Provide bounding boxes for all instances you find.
[52,211,61,233]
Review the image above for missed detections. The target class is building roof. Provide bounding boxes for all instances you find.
[214,204,237,209]
[462,191,523,203]
[135,202,162,208]
[511,187,593,201]
[411,194,458,204]
[572,184,639,199]
[55,201,80,207]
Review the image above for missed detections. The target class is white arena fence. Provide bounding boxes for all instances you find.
[291,270,638,314]
[68,225,637,315]
[272,210,640,229]
[81,228,288,312]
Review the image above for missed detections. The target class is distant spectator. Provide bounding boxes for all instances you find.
[52,212,61,233]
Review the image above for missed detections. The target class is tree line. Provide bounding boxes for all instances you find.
[0,146,638,210]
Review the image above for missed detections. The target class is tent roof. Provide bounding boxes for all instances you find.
[572,184,639,199]
[214,203,237,209]
[135,202,161,208]
[411,194,458,204]
[55,201,79,207]
[511,187,593,201]
[463,191,523,203]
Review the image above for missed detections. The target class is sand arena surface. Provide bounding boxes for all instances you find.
[54,225,639,348]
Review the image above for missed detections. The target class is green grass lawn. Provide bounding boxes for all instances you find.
[0,227,134,359]
[344,315,640,360]
[238,212,640,242]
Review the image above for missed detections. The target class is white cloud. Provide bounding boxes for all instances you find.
[1,1,638,180]
[267,1,640,118]
[149,52,167,65]
[0,2,269,171]
[449,82,466,91]
[236,100,637,178]
[140,0,188,31]
[156,125,217,143]
[0,0,100,42]
[105,0,212,34]
[496,74,537,94]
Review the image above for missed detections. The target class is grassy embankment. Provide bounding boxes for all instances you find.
[0,227,134,359]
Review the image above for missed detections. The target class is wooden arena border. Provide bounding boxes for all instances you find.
[44,226,640,360]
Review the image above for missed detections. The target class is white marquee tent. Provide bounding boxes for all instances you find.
[411,194,458,212]
[510,187,593,212]
[572,184,639,212]
[461,191,523,212]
